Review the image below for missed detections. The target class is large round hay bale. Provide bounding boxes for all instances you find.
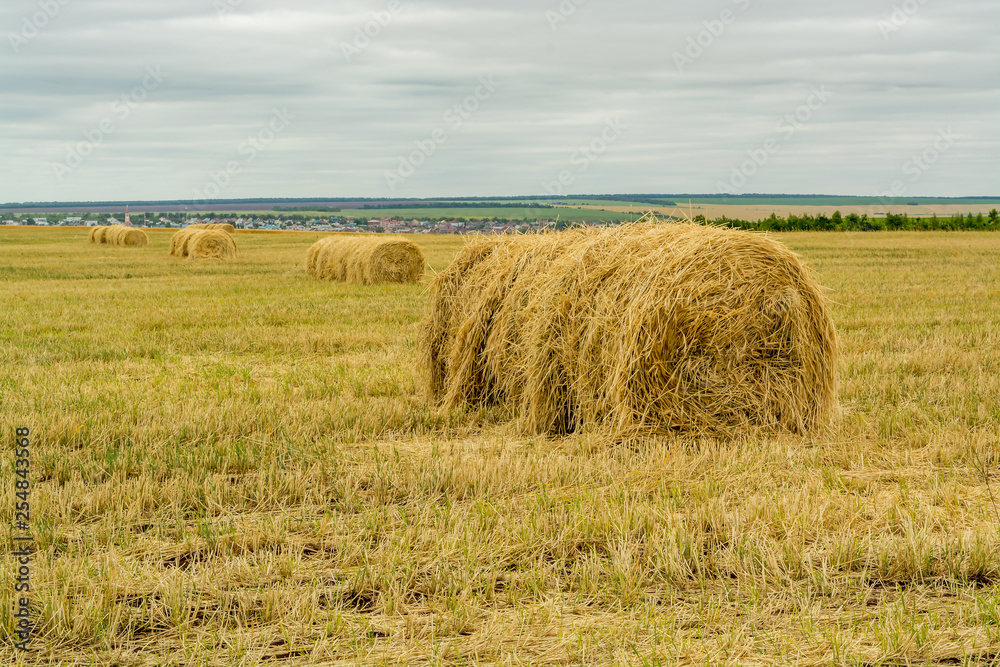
[187,229,237,260]
[88,226,104,243]
[421,222,839,436]
[169,228,194,257]
[169,230,184,256]
[93,226,111,244]
[306,237,335,277]
[307,236,425,284]
[181,229,203,257]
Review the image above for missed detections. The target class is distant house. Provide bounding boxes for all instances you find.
[33,218,48,225]
[65,217,83,224]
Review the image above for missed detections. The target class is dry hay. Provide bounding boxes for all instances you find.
[170,224,236,257]
[305,237,334,277]
[92,226,111,244]
[103,225,126,245]
[88,226,104,243]
[421,221,839,436]
[186,229,237,260]
[104,225,149,247]
[307,236,425,284]
[169,228,195,257]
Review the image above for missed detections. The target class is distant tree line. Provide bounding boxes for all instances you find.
[274,206,342,212]
[360,202,554,210]
[708,210,1000,232]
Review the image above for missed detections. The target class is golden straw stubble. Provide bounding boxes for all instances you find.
[421,222,838,436]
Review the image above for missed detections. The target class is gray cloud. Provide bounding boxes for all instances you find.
[1,0,997,201]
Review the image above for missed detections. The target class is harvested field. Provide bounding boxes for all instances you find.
[0,227,998,665]
[307,235,425,284]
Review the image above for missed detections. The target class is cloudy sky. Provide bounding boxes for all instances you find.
[1,0,997,202]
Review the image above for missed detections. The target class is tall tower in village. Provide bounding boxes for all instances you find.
[124,205,131,226]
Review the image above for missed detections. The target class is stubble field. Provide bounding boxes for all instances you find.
[1,227,998,666]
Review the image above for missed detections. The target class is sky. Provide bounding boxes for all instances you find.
[1,0,997,202]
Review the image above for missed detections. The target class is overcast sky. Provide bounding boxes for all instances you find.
[1,0,997,202]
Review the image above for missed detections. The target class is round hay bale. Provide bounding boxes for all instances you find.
[181,229,204,257]
[116,227,148,246]
[306,237,336,277]
[88,226,105,243]
[168,229,183,256]
[187,229,237,260]
[93,226,111,244]
[169,228,200,257]
[102,225,146,246]
[421,222,839,436]
[308,236,425,284]
[104,225,123,244]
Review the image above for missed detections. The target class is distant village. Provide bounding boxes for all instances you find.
[1,213,618,234]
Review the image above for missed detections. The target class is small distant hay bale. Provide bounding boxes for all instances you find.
[170,224,235,257]
[307,236,425,284]
[421,221,839,436]
[101,225,147,247]
[120,227,148,246]
[92,226,111,244]
[88,226,104,243]
[187,229,237,260]
[104,225,148,246]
